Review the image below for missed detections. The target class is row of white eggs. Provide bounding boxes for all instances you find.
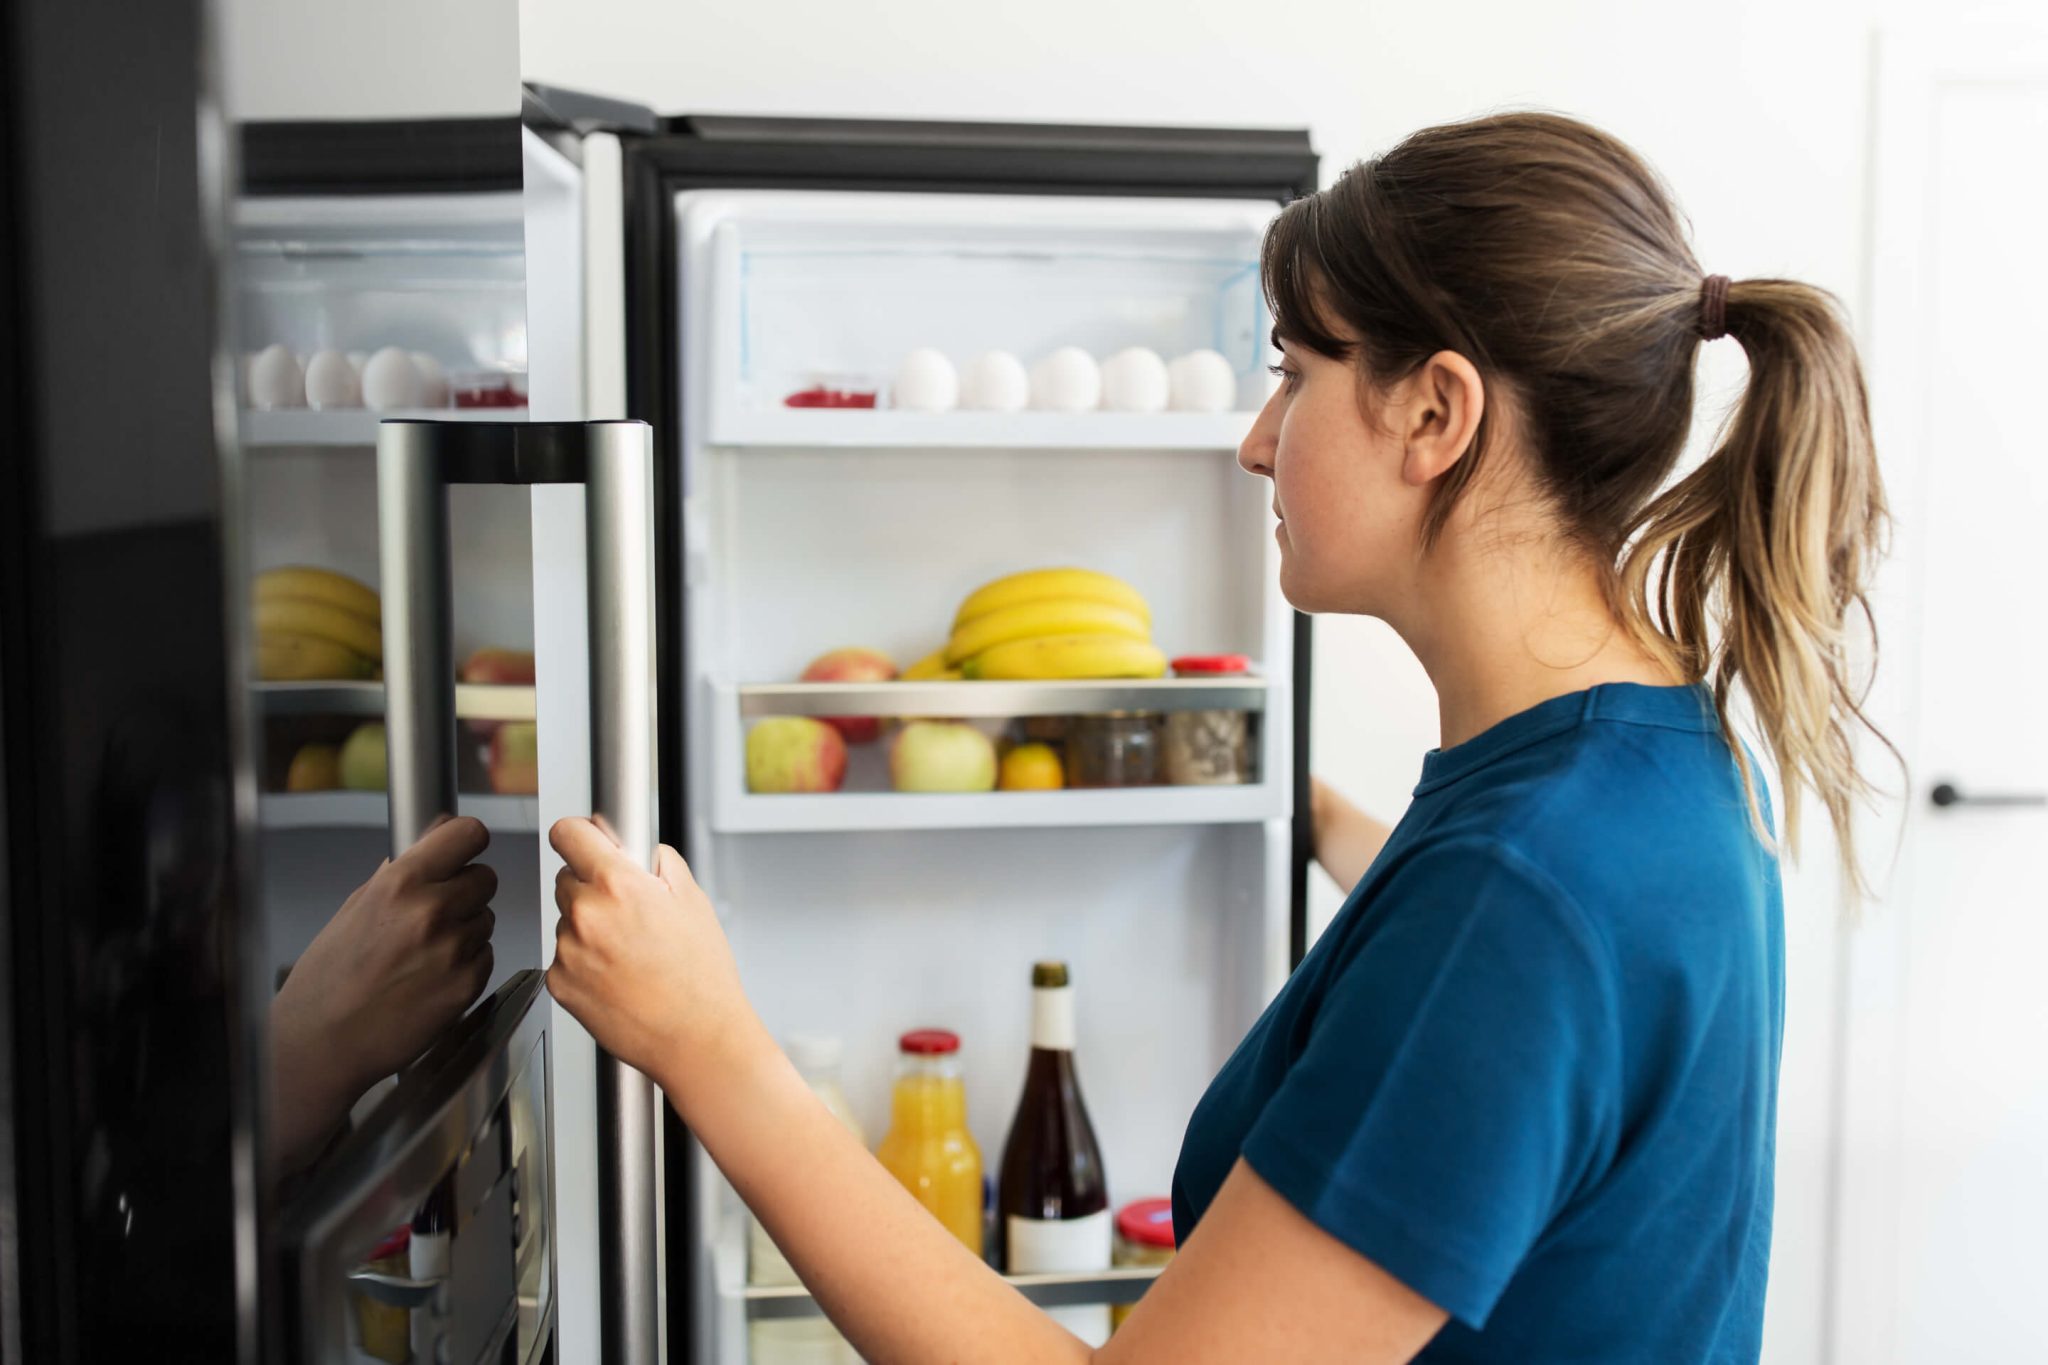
[245,343,451,412]
[892,347,1239,415]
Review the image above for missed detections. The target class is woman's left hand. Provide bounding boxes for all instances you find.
[545,816,757,1090]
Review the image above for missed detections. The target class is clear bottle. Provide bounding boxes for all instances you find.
[750,1035,865,1365]
[998,961,1111,1346]
[875,1029,985,1256]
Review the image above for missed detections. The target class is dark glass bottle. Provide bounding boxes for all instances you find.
[998,961,1111,1344]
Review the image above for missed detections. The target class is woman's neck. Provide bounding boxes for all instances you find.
[1392,528,1681,751]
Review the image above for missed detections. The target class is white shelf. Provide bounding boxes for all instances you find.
[252,681,536,722]
[713,782,1280,835]
[241,407,526,451]
[258,791,540,833]
[713,1212,1161,1322]
[736,676,1266,720]
[709,408,1255,452]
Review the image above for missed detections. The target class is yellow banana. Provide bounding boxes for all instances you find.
[945,599,1150,666]
[254,597,383,663]
[256,631,377,681]
[899,649,953,682]
[953,568,1149,630]
[964,634,1169,681]
[255,566,380,621]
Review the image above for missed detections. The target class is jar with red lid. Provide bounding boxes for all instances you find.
[1110,1197,1178,1329]
[1161,655,1254,786]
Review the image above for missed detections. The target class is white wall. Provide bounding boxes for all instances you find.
[514,2,1917,1359]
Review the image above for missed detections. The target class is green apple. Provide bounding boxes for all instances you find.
[338,722,388,791]
[890,721,997,793]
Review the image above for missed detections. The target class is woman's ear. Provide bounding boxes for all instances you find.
[1398,350,1485,488]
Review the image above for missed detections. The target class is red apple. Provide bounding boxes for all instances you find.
[747,717,847,794]
[799,647,898,745]
[489,722,539,795]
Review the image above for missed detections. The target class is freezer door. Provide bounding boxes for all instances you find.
[278,969,556,1364]
[374,418,663,1365]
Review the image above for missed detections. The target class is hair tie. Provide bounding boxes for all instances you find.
[1698,274,1731,341]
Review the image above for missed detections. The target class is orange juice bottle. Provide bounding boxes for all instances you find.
[875,1029,984,1256]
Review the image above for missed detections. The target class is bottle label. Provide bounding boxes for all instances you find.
[1031,987,1075,1051]
[1005,1207,1111,1273]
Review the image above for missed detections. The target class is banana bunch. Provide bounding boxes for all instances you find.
[941,568,1167,681]
[254,566,382,681]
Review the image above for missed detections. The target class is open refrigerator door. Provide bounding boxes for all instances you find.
[672,186,1298,1364]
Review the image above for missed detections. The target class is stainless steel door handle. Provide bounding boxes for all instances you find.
[378,419,661,1365]
[1930,781,2048,810]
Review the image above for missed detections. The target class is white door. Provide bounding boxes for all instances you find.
[1833,23,2048,1365]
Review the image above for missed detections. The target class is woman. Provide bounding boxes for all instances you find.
[544,111,1884,1362]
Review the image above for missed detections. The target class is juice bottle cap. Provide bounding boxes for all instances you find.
[898,1028,960,1055]
[1032,961,1069,988]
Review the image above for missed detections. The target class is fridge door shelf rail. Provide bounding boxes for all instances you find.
[253,679,536,722]
[742,1265,1165,1322]
[258,791,539,832]
[736,676,1266,720]
[712,783,1281,834]
[712,408,1256,452]
[241,407,530,451]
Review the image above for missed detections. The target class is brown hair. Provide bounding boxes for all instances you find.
[1265,111,1890,895]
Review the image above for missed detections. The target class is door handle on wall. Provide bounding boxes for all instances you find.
[378,419,660,1365]
[1929,781,2048,810]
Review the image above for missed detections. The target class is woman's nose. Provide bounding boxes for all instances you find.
[1238,384,1281,479]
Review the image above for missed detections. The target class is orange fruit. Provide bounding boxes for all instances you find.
[998,742,1064,791]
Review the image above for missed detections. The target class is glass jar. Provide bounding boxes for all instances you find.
[1111,1198,1178,1330]
[1162,655,1253,786]
[1065,713,1159,788]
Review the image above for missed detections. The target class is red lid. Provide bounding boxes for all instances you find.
[366,1225,412,1262]
[898,1028,960,1055]
[1170,654,1252,675]
[1117,1198,1177,1248]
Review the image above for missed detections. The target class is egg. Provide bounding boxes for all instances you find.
[361,347,422,411]
[409,352,450,407]
[304,349,361,410]
[248,343,304,410]
[1168,349,1238,413]
[958,350,1029,413]
[1100,347,1170,413]
[892,348,959,412]
[1029,347,1102,413]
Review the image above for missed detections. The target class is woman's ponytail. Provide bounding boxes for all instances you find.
[1260,114,1894,898]
[1618,280,1892,895]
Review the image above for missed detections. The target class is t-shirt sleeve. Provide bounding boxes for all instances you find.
[1241,836,1620,1329]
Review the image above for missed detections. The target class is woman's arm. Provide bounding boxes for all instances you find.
[1311,776,1393,894]
[545,818,1446,1365]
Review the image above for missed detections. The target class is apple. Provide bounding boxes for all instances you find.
[285,741,342,792]
[747,717,847,794]
[890,721,997,793]
[338,722,388,791]
[799,647,898,745]
[489,722,539,795]
[461,647,537,742]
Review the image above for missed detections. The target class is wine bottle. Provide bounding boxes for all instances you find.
[999,960,1111,1346]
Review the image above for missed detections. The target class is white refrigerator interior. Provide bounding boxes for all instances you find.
[660,189,1293,1364]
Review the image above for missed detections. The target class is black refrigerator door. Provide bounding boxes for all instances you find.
[613,113,1320,1360]
[0,0,252,1359]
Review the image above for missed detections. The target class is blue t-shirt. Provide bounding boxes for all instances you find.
[1173,683,1783,1362]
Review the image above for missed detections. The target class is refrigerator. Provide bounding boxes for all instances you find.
[539,113,1324,1365]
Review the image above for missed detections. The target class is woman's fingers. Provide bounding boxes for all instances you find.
[402,815,491,882]
[441,861,499,914]
[549,815,628,881]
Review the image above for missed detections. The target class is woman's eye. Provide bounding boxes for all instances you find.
[1267,363,1301,393]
